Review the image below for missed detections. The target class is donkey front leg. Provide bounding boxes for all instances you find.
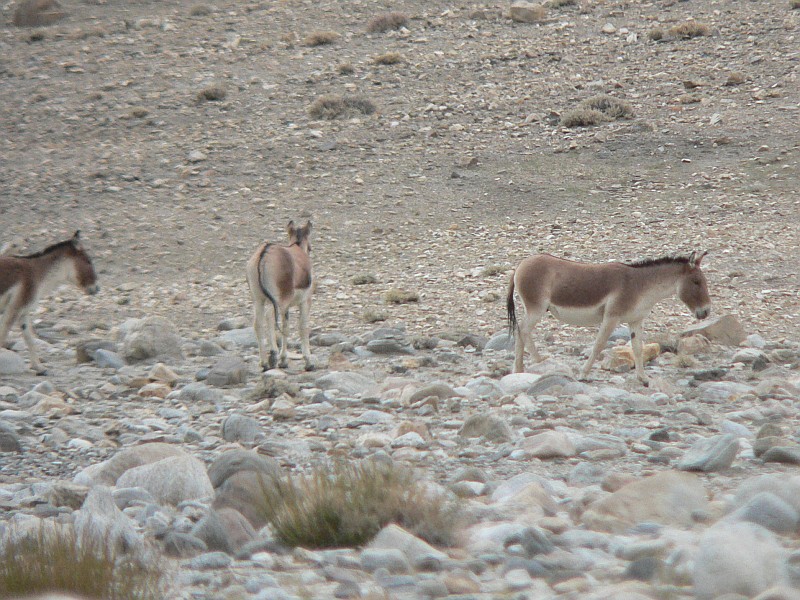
[629,320,649,386]
[253,297,277,370]
[0,300,20,351]
[581,317,619,380]
[298,293,314,371]
[20,313,46,375]
[514,307,544,373]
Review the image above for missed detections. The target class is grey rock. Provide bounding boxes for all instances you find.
[178,382,224,404]
[498,372,541,395]
[528,373,577,396]
[682,314,747,346]
[75,486,142,554]
[206,355,249,387]
[207,449,282,489]
[189,551,233,570]
[408,382,458,403]
[0,349,26,375]
[0,421,22,453]
[94,348,125,369]
[213,471,273,529]
[116,455,214,505]
[678,434,739,472]
[192,507,256,554]
[222,413,264,444]
[74,442,188,486]
[369,524,448,571]
[199,340,225,356]
[315,371,378,396]
[694,522,789,599]
[121,316,183,361]
[463,376,504,398]
[762,446,800,465]
[365,339,414,355]
[112,487,156,510]
[311,332,349,347]
[459,414,514,442]
[163,531,208,558]
[485,331,514,351]
[360,548,411,573]
[730,492,800,534]
[696,381,754,403]
[75,338,117,363]
[219,327,258,349]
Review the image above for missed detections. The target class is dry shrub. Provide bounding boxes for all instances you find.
[580,94,633,119]
[545,0,577,7]
[304,30,340,46]
[648,28,664,41]
[481,265,509,277]
[309,94,376,119]
[352,273,378,285]
[256,460,462,549]
[669,21,711,39]
[0,525,164,599]
[198,83,226,102]
[189,4,212,16]
[13,0,66,27]
[724,71,746,86]
[560,108,608,128]
[363,309,387,323]
[337,62,355,75]
[366,11,408,33]
[384,288,419,304]
[374,52,404,65]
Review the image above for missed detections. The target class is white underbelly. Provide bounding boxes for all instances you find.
[548,304,604,326]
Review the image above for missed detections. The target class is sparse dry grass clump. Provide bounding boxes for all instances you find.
[374,52,404,65]
[198,83,226,102]
[367,11,408,33]
[580,94,634,119]
[352,273,378,285]
[648,28,664,41]
[0,525,164,599]
[545,0,577,7]
[189,4,212,16]
[384,288,419,304]
[481,265,509,277]
[725,71,746,86]
[669,21,711,39]
[304,30,340,46]
[560,107,608,128]
[309,94,376,119]
[337,62,355,75]
[256,460,462,549]
[363,309,387,323]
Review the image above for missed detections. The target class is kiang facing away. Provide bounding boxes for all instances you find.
[0,231,99,374]
[507,251,711,385]
[246,220,315,372]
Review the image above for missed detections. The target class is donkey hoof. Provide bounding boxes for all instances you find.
[304,361,316,372]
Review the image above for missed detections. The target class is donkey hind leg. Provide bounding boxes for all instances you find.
[299,293,314,371]
[253,295,278,371]
[0,298,21,350]
[514,305,545,373]
[580,316,619,381]
[277,308,291,369]
[629,320,649,386]
[20,313,46,375]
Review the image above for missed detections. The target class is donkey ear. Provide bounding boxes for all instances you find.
[71,230,82,246]
[688,250,707,268]
[286,220,296,234]
[305,220,313,233]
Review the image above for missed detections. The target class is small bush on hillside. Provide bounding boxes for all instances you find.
[197,83,226,102]
[337,62,355,75]
[189,4,212,16]
[352,273,378,285]
[580,94,633,119]
[560,108,607,128]
[545,0,577,7]
[384,289,419,304]
[481,265,510,277]
[309,94,376,119]
[367,11,408,33]
[648,27,664,41]
[374,52,404,65]
[0,525,164,599]
[256,460,462,548]
[363,309,387,323]
[304,30,339,46]
[669,21,710,39]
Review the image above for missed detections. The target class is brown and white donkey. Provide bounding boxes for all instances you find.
[507,252,711,385]
[0,231,98,374]
[246,221,315,371]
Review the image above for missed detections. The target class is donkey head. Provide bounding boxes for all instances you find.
[678,251,710,320]
[287,220,313,254]
[68,231,99,295]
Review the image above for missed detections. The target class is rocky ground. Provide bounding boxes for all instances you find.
[1,0,800,598]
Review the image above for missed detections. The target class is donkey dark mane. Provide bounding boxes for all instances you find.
[625,255,691,268]
[14,239,75,259]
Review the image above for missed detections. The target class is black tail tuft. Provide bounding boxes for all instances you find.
[256,243,281,329]
[506,273,517,335]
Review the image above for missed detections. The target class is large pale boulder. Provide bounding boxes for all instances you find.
[116,455,213,505]
[74,442,187,486]
[121,316,183,361]
[582,471,709,532]
[681,314,746,346]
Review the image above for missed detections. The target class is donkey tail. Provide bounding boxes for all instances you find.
[257,243,281,329]
[506,271,517,335]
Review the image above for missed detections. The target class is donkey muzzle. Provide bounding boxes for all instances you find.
[86,284,100,296]
[695,306,710,320]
